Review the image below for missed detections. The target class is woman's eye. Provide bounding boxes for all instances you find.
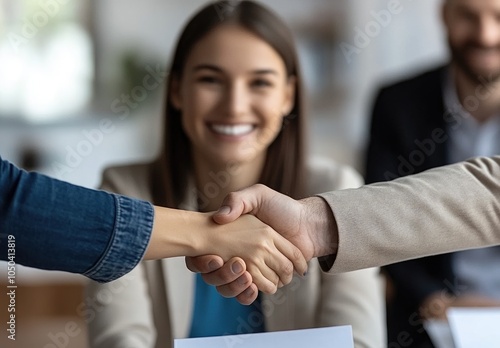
[457,9,477,23]
[252,79,272,88]
[198,76,220,84]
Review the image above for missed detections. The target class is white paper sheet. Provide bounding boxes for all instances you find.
[424,319,455,348]
[447,307,500,348]
[174,326,353,348]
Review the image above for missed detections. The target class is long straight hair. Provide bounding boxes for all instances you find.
[151,0,307,208]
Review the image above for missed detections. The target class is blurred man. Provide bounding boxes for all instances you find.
[365,0,500,347]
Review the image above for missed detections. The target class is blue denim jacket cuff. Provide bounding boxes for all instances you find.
[83,194,154,282]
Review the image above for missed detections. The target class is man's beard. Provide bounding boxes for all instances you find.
[449,38,500,85]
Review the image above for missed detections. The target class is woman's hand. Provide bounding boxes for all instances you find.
[199,213,307,294]
[146,206,306,295]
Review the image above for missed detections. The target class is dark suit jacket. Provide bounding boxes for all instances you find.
[365,65,458,348]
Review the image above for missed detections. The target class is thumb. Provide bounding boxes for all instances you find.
[212,184,266,224]
[212,193,248,225]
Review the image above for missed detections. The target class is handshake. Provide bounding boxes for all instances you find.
[147,156,500,306]
[182,184,339,305]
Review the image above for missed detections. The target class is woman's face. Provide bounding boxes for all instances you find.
[171,25,295,167]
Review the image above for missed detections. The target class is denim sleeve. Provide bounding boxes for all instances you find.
[0,157,154,282]
[83,194,154,282]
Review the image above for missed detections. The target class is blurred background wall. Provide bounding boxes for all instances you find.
[0,1,447,347]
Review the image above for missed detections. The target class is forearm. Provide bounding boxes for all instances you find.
[0,158,154,282]
[145,207,210,259]
[320,156,500,273]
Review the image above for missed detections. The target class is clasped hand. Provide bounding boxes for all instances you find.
[186,184,337,304]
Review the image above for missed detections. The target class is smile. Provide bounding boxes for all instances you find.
[209,124,255,136]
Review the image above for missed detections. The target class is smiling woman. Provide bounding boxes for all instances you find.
[170,24,296,192]
[158,1,306,210]
[86,1,384,348]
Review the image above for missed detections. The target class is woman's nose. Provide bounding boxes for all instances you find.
[224,81,250,118]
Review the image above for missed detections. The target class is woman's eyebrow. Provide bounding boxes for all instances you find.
[193,64,278,75]
[193,64,223,73]
[252,69,278,75]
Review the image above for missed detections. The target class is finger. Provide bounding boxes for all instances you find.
[236,283,259,305]
[185,255,223,273]
[215,271,253,298]
[273,235,308,277]
[248,263,278,295]
[201,257,246,286]
[264,251,295,288]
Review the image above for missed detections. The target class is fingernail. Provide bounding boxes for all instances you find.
[208,260,219,271]
[218,206,231,215]
[231,261,243,274]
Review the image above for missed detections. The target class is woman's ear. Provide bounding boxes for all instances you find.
[282,75,297,116]
[170,76,182,110]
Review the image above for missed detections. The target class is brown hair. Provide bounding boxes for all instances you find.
[151,0,306,208]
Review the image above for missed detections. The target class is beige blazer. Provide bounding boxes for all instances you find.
[320,156,500,274]
[87,158,385,348]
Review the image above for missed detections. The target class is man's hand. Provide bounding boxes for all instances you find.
[213,184,338,260]
[186,184,339,303]
[185,256,258,305]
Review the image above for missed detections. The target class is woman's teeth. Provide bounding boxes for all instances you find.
[210,124,254,136]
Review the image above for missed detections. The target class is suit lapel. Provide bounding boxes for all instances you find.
[414,65,449,169]
[432,66,450,167]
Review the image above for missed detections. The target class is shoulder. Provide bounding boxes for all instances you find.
[377,65,446,99]
[100,162,153,200]
[306,157,363,195]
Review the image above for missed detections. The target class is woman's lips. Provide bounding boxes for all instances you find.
[209,123,255,136]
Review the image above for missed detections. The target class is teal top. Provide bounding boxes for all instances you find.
[189,273,265,337]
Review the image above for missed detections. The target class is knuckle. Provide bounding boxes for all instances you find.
[292,248,303,264]
[237,296,252,306]
[216,284,231,298]
[218,268,235,283]
[280,262,294,278]
[227,280,243,294]
[201,273,216,286]
[256,239,270,252]
[268,283,278,294]
[258,280,273,294]
[217,274,231,284]
[263,225,274,234]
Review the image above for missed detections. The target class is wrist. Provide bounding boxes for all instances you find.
[146,206,209,259]
[300,196,338,258]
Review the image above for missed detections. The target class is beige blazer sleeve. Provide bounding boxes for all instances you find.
[307,159,385,348]
[318,156,500,274]
[87,166,156,348]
